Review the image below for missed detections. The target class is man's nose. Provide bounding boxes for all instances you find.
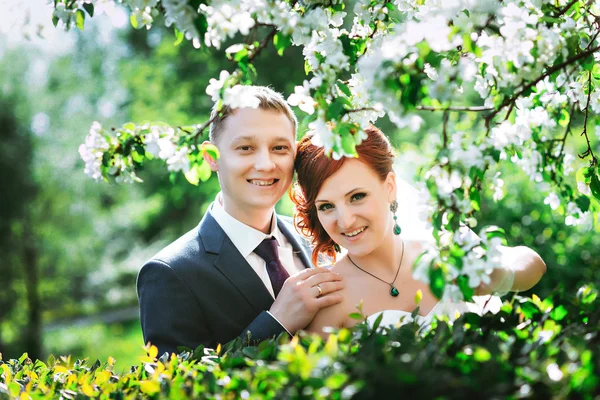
[254,150,276,171]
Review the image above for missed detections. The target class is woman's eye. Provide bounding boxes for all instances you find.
[351,193,366,201]
[238,146,251,151]
[274,145,289,151]
[318,203,333,211]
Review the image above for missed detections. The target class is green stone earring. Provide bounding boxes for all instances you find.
[333,243,341,253]
[390,200,401,235]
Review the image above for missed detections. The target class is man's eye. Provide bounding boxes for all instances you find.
[318,203,333,211]
[351,193,366,201]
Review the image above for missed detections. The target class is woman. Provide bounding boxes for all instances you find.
[292,125,546,333]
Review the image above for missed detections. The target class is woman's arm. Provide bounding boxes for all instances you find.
[476,245,547,295]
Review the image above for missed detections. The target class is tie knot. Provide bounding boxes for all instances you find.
[254,237,279,263]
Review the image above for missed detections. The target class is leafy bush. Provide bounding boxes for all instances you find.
[2,286,597,399]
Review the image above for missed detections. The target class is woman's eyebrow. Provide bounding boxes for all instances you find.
[315,188,365,203]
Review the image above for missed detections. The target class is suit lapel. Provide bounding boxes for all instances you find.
[199,211,274,313]
[277,217,313,269]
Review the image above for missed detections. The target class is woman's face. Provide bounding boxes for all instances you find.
[315,158,396,257]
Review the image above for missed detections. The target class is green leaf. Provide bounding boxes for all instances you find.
[575,196,591,213]
[82,3,94,17]
[9,381,20,397]
[550,305,568,321]
[341,133,357,156]
[198,159,212,182]
[473,347,491,362]
[201,143,220,160]
[75,9,85,30]
[470,189,481,211]
[371,312,383,331]
[52,15,59,27]
[589,172,600,201]
[429,267,445,299]
[193,14,209,38]
[558,108,570,127]
[336,81,352,97]
[327,97,347,120]
[456,275,474,302]
[273,33,292,56]
[348,312,363,320]
[130,13,139,29]
[519,300,540,319]
[174,28,184,46]
[325,373,348,389]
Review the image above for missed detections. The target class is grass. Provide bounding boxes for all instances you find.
[43,319,145,372]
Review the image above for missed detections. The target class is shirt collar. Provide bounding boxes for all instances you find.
[211,193,281,258]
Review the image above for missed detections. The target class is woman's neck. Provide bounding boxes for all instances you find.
[348,230,404,276]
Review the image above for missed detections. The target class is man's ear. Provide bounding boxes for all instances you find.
[385,171,397,203]
[202,141,219,172]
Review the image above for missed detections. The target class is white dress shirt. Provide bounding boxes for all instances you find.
[210,194,306,299]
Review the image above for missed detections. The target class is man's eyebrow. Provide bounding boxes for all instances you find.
[231,135,257,142]
[315,188,365,203]
[272,136,293,142]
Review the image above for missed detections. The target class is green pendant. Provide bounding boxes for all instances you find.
[390,286,399,297]
[393,224,402,235]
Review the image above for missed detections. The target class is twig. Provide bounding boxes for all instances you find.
[554,0,579,18]
[344,107,377,114]
[442,109,449,148]
[417,105,494,112]
[555,104,576,160]
[193,113,219,141]
[247,27,277,63]
[578,71,597,165]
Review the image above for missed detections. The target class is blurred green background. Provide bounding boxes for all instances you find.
[0,2,597,371]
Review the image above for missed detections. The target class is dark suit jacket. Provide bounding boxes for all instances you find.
[136,209,313,355]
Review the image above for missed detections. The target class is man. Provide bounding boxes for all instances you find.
[137,86,344,356]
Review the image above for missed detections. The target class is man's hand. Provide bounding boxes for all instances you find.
[269,267,344,334]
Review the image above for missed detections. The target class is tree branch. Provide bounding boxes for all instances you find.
[485,44,600,125]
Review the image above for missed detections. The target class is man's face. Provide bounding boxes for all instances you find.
[212,107,296,219]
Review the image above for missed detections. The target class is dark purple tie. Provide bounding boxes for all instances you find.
[254,237,290,297]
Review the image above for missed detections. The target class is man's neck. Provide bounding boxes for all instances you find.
[221,197,274,234]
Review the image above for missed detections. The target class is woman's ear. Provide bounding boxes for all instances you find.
[385,171,397,203]
[202,141,219,172]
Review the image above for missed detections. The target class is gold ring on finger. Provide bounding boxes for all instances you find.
[315,284,323,297]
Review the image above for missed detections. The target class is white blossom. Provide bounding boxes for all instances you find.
[78,121,109,181]
[205,70,231,102]
[544,192,560,210]
[166,146,191,173]
[287,83,316,115]
[577,182,591,196]
[222,85,261,109]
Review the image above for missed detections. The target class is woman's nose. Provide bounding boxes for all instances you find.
[336,206,356,230]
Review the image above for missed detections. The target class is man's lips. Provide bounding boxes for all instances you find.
[247,179,280,187]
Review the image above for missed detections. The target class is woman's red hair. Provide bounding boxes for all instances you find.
[291,125,395,265]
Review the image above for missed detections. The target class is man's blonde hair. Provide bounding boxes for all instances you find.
[209,86,298,143]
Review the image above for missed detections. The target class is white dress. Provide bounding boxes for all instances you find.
[365,295,502,330]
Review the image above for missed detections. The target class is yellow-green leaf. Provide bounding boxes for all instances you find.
[140,380,160,395]
[76,9,85,30]
[414,289,423,305]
